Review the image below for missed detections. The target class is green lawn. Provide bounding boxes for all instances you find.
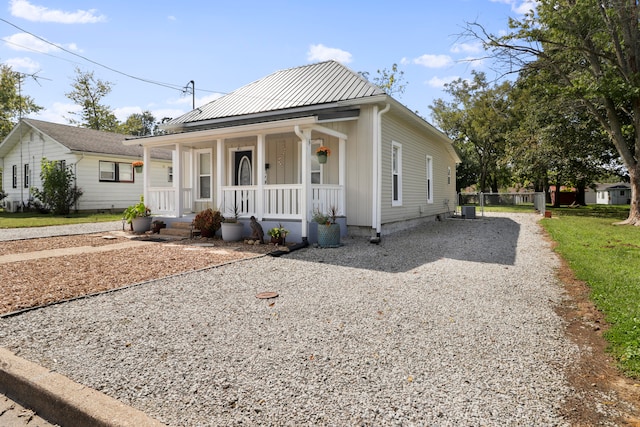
[0,211,123,228]
[541,207,640,378]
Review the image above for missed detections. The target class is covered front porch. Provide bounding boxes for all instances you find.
[134,119,348,241]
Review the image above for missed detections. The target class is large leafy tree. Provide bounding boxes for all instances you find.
[65,68,119,131]
[508,69,618,203]
[0,64,42,139]
[430,71,513,192]
[119,110,158,136]
[467,0,640,224]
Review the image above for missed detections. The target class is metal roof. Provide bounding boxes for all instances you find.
[167,61,386,125]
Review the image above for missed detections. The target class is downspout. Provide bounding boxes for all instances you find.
[294,125,310,244]
[371,103,390,244]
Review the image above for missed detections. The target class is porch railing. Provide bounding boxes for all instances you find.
[311,184,343,216]
[148,187,192,215]
[220,184,343,219]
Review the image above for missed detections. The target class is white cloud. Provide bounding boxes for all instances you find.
[414,54,454,68]
[114,106,143,122]
[3,33,79,53]
[489,0,537,15]
[451,42,483,54]
[31,102,80,124]
[427,76,460,88]
[168,15,177,21]
[307,44,352,64]
[9,0,106,24]
[4,56,39,73]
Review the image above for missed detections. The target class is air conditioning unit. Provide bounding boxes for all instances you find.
[461,206,476,219]
[5,200,18,213]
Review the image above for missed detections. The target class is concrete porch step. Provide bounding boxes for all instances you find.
[157,220,194,238]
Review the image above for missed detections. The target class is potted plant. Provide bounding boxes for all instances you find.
[220,204,244,241]
[193,208,223,238]
[267,224,288,245]
[313,206,340,247]
[123,195,152,233]
[316,145,331,164]
[132,160,144,173]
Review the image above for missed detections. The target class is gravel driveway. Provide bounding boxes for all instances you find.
[0,213,580,426]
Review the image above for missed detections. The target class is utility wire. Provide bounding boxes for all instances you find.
[0,17,226,95]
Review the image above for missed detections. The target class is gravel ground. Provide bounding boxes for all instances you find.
[0,213,582,426]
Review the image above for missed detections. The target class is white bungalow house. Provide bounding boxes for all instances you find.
[0,118,172,212]
[126,61,460,242]
[595,182,631,205]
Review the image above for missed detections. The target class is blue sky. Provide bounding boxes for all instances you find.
[0,0,535,126]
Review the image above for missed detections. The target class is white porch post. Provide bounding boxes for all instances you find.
[339,137,346,216]
[295,126,311,240]
[143,146,150,208]
[257,134,265,220]
[174,143,183,217]
[216,139,224,209]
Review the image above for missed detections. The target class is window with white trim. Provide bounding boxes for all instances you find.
[99,161,134,182]
[12,165,17,188]
[310,140,322,184]
[24,164,29,188]
[447,166,451,185]
[392,142,402,206]
[197,151,212,199]
[426,155,433,204]
[168,166,173,183]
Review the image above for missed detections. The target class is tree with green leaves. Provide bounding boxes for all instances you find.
[467,0,640,224]
[31,158,83,215]
[0,64,42,139]
[507,69,618,204]
[65,68,119,131]
[430,71,513,192]
[360,63,407,98]
[119,110,158,136]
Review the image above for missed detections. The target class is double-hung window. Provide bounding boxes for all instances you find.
[12,165,17,188]
[99,161,134,182]
[426,155,433,204]
[392,142,402,206]
[24,164,29,188]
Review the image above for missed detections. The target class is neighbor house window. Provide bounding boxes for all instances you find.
[99,161,134,182]
[12,165,17,188]
[426,155,433,204]
[24,164,29,188]
[392,142,402,206]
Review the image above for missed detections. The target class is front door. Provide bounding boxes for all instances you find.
[234,150,252,186]
[233,150,252,213]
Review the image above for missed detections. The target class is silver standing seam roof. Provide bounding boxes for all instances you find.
[166,61,386,126]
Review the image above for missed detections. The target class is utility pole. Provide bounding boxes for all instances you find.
[184,80,195,109]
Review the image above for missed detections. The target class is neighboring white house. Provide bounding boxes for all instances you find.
[125,61,461,242]
[0,118,172,212]
[595,182,631,205]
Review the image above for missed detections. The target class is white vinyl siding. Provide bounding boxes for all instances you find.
[392,141,402,206]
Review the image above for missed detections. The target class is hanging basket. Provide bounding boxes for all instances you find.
[317,152,328,164]
[134,165,143,173]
